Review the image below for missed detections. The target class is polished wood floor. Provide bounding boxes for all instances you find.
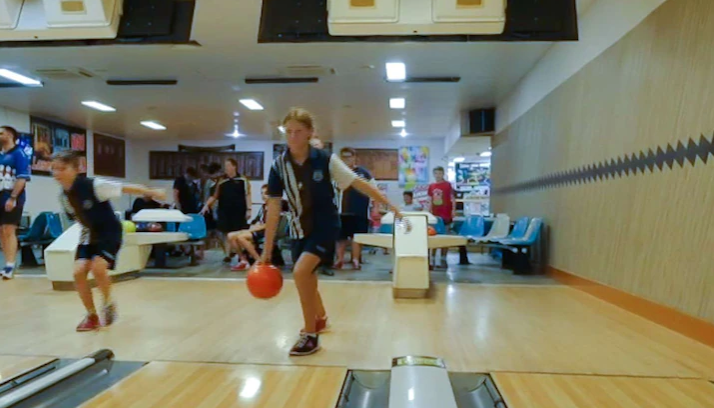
[494,373,714,408]
[81,362,346,408]
[1,277,713,380]
[0,355,54,383]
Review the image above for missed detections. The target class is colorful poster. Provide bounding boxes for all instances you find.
[398,146,429,189]
[412,184,430,211]
[455,162,491,193]
[30,117,87,175]
[375,183,389,212]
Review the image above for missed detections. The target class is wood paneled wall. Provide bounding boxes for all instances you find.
[492,0,714,322]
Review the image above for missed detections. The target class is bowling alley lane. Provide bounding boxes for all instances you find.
[80,362,346,408]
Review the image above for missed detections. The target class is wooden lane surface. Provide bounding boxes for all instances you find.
[494,373,714,408]
[1,278,714,379]
[80,362,346,408]
[0,355,55,383]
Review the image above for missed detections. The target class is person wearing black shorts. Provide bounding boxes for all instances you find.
[201,158,251,266]
[334,147,374,270]
[260,108,405,356]
[0,126,31,280]
[227,184,269,270]
[52,151,165,332]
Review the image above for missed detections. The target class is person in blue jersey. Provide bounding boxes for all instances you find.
[51,151,165,332]
[260,108,406,356]
[0,126,31,280]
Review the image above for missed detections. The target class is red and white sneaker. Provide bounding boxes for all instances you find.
[301,316,330,335]
[231,261,249,271]
[76,313,100,332]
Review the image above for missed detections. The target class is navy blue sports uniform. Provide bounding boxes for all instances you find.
[268,147,357,265]
[0,145,31,225]
[338,166,373,239]
[60,177,124,269]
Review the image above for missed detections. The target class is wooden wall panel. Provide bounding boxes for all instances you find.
[492,0,714,322]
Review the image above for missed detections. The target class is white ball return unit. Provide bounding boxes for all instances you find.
[354,212,467,299]
[44,210,190,290]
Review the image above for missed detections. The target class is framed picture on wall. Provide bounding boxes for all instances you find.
[355,149,398,180]
[30,116,87,175]
[93,133,126,178]
[149,151,264,180]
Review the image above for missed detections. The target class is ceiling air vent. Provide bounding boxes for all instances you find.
[35,68,95,80]
[279,65,335,77]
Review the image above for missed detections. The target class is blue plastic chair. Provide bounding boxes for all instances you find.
[18,212,55,267]
[434,217,449,235]
[498,218,543,246]
[378,223,393,234]
[458,215,485,238]
[46,213,64,239]
[506,216,530,240]
[18,212,52,242]
[178,214,207,240]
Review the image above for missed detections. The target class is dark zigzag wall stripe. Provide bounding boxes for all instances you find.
[493,133,714,194]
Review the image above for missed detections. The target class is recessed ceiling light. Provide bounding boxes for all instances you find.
[453,157,465,162]
[400,129,408,138]
[233,112,240,116]
[389,98,405,109]
[226,124,242,138]
[81,100,116,112]
[239,99,264,111]
[392,120,405,128]
[0,69,42,86]
[386,62,406,82]
[141,121,166,130]
[480,151,492,157]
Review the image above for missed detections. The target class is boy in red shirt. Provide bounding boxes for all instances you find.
[428,166,455,267]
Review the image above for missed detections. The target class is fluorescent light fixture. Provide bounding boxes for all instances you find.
[239,99,264,110]
[389,98,405,109]
[278,125,285,133]
[400,129,408,138]
[391,120,405,128]
[386,62,406,82]
[239,377,262,399]
[480,151,492,157]
[81,101,116,112]
[140,121,166,130]
[453,157,465,162]
[0,69,42,86]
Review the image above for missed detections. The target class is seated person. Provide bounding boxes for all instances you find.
[227,184,269,271]
[400,191,423,211]
[128,194,168,220]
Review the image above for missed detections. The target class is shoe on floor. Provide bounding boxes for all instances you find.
[301,316,329,335]
[289,333,321,356]
[102,302,118,327]
[76,313,100,332]
[231,261,249,271]
[1,266,14,280]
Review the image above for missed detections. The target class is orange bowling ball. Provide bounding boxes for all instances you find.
[427,226,437,236]
[247,264,283,299]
